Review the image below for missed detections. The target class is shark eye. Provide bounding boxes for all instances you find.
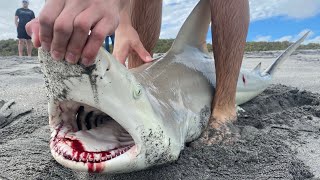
[133,84,142,99]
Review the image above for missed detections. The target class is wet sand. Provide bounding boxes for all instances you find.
[0,50,319,180]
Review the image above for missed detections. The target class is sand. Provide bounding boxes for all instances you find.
[0,50,319,180]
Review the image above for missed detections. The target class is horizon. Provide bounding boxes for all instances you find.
[0,0,319,44]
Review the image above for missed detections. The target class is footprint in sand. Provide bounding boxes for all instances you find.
[0,99,32,128]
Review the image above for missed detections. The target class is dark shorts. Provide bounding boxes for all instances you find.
[17,25,31,40]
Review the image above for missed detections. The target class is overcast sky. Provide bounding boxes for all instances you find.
[1,0,319,44]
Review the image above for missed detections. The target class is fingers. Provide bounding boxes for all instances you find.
[51,2,88,61]
[38,0,65,51]
[25,18,40,48]
[131,40,152,63]
[113,40,152,66]
[81,17,118,66]
[65,7,101,64]
[112,24,153,66]
[37,0,121,65]
[113,47,129,65]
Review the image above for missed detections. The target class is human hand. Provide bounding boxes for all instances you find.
[26,0,126,66]
[113,23,152,66]
[26,18,40,47]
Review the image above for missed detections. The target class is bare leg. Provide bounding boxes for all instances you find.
[201,0,249,144]
[128,0,162,68]
[18,39,25,57]
[26,39,33,57]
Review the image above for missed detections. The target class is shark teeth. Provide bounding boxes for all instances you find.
[49,100,135,164]
[61,145,133,163]
[50,135,133,163]
[50,125,134,163]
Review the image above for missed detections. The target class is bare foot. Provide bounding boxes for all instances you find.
[191,108,240,146]
[200,120,240,145]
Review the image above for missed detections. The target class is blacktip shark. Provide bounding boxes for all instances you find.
[38,0,308,173]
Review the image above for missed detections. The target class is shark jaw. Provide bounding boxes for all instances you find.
[48,100,136,173]
[39,47,178,173]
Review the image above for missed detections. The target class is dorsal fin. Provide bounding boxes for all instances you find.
[252,62,262,73]
[168,0,211,53]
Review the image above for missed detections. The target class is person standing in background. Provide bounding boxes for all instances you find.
[15,0,35,57]
[105,34,115,53]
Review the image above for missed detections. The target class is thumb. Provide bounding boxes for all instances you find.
[131,40,152,63]
[26,18,40,48]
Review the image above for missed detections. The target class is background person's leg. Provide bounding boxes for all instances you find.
[201,0,249,144]
[18,39,24,57]
[110,34,115,48]
[128,0,163,68]
[26,39,33,57]
[110,34,115,52]
[105,36,110,52]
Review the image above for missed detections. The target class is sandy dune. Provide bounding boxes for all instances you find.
[0,50,319,179]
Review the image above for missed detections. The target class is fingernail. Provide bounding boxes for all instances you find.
[51,50,63,61]
[42,42,50,51]
[81,57,91,66]
[146,56,152,62]
[65,52,77,64]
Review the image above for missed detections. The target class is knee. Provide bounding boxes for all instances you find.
[18,39,25,45]
[26,40,32,45]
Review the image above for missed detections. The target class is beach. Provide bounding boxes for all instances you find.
[0,50,319,180]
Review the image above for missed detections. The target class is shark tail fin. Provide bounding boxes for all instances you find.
[252,62,262,73]
[168,0,211,54]
[263,32,309,76]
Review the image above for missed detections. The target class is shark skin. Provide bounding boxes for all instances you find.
[38,0,308,174]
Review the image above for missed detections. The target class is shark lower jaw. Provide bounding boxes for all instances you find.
[49,100,137,173]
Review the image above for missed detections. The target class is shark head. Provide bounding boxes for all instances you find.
[39,48,179,173]
[38,0,213,173]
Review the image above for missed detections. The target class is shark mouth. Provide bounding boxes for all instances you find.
[49,100,135,170]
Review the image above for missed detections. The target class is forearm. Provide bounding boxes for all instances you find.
[119,0,130,12]
[118,0,131,26]
[15,17,18,27]
[210,0,249,108]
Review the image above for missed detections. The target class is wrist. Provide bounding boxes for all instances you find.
[118,0,131,25]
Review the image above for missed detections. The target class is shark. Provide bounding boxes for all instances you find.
[38,0,308,174]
